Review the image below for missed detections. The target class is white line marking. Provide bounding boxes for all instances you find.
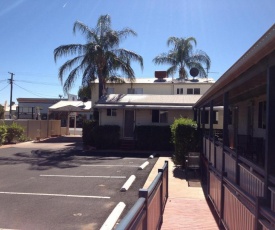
[0,192,110,199]
[40,175,126,179]
[81,164,139,167]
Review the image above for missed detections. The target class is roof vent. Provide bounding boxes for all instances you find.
[154,71,167,82]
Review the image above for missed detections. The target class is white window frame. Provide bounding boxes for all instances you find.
[177,88,183,94]
[107,109,117,116]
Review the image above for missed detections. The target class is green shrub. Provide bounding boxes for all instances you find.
[93,125,120,149]
[6,122,25,144]
[170,118,199,167]
[0,124,7,145]
[82,120,98,145]
[18,135,31,142]
[135,126,173,151]
[82,121,120,149]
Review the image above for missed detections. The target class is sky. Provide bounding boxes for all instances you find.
[0,0,274,105]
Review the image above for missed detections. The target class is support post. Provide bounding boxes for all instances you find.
[265,65,275,197]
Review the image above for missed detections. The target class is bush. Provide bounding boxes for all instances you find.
[6,122,25,144]
[0,124,7,145]
[82,121,120,149]
[82,120,98,145]
[135,126,173,151]
[170,118,200,167]
[93,125,120,149]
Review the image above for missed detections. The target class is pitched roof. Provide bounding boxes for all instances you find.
[49,100,91,112]
[95,94,201,110]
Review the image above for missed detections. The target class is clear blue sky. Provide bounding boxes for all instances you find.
[0,0,274,105]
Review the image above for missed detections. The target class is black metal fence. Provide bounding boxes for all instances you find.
[116,161,169,230]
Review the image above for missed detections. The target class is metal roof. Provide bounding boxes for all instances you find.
[49,100,92,112]
[92,77,215,84]
[95,94,201,108]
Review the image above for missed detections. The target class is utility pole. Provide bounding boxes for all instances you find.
[8,72,14,119]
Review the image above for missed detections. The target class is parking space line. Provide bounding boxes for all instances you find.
[40,175,126,179]
[81,164,139,167]
[0,192,110,199]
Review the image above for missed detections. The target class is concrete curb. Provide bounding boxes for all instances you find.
[139,161,149,170]
[100,202,126,230]
[120,175,136,192]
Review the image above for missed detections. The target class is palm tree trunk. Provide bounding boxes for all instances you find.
[98,76,104,99]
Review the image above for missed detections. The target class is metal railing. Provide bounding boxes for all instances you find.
[202,136,275,229]
[116,161,168,230]
[239,163,265,197]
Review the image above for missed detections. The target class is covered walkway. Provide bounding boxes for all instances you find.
[144,157,219,229]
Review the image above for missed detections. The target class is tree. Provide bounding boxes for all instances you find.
[0,104,4,119]
[54,14,143,98]
[153,37,211,80]
[78,85,91,100]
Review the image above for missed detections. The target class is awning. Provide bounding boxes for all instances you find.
[49,101,92,112]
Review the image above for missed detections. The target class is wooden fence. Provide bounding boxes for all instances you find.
[0,119,61,139]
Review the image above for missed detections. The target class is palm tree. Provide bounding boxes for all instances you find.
[54,14,143,98]
[153,37,210,80]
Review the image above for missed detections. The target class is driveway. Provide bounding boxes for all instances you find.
[0,137,158,230]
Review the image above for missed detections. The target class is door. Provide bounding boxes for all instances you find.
[124,110,135,138]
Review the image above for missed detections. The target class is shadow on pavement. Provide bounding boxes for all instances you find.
[35,136,83,143]
[0,135,166,171]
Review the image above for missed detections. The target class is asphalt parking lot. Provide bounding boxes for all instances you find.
[0,137,158,230]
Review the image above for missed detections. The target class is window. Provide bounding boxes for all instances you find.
[18,107,33,114]
[187,88,200,94]
[258,101,266,129]
[107,109,117,116]
[187,88,193,94]
[152,110,168,123]
[127,88,143,94]
[177,88,183,94]
[194,88,200,94]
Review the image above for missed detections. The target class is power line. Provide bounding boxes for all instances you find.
[0,79,8,83]
[15,79,60,86]
[0,71,57,78]
[0,84,9,92]
[13,82,58,98]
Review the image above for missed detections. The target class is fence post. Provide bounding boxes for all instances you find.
[139,189,149,229]
[165,161,169,199]
[158,168,164,225]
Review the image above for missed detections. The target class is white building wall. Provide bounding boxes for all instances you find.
[99,109,123,126]
[235,96,266,138]
[91,80,214,105]
[99,108,195,129]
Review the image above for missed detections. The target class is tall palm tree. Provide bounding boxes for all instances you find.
[153,37,210,80]
[54,14,143,98]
